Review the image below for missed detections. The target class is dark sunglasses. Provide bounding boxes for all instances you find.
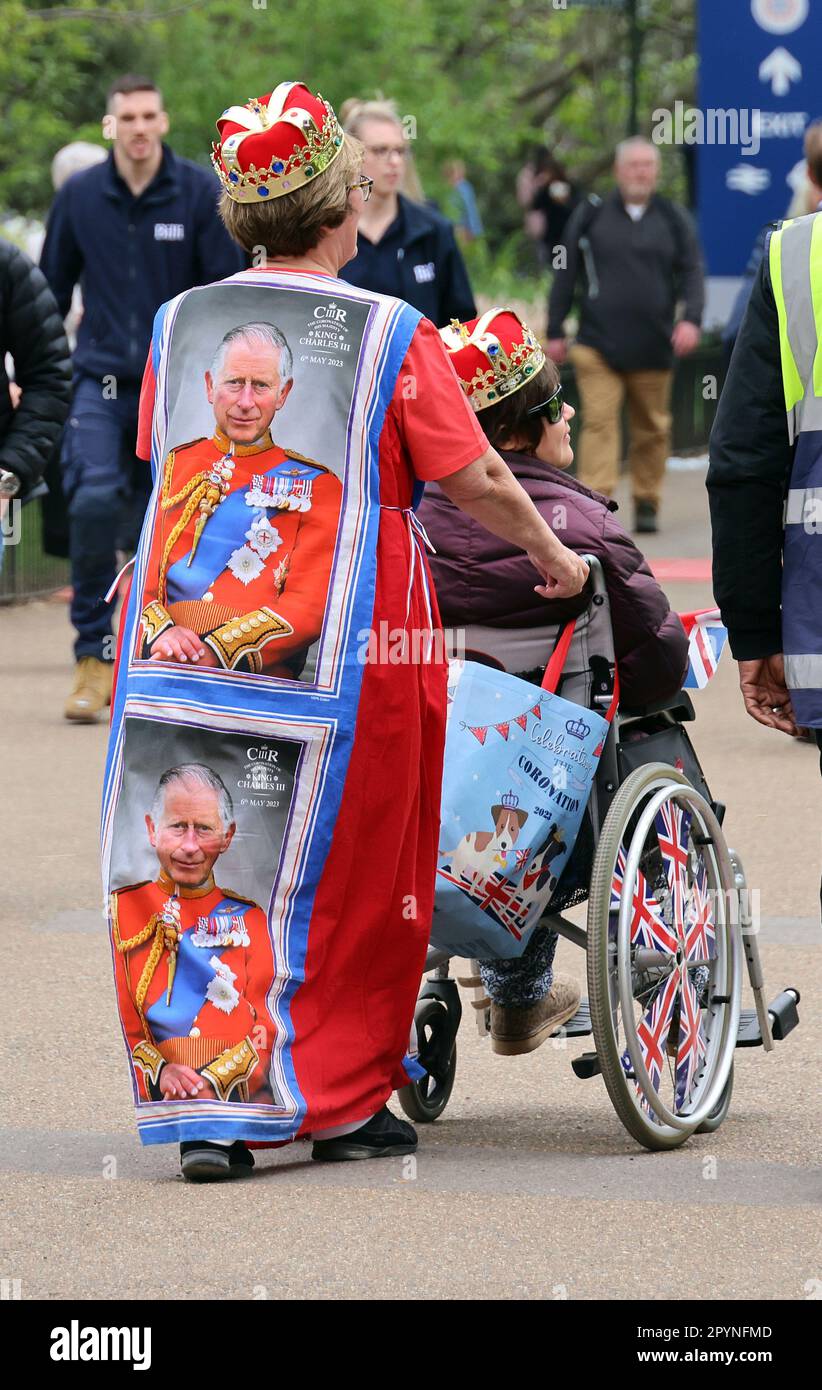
[525,384,564,425]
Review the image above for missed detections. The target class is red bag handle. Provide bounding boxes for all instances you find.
[541,617,620,724]
[541,619,576,692]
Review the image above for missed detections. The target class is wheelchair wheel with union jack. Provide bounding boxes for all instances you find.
[586,763,741,1151]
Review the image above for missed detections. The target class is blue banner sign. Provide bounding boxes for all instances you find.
[696,0,821,275]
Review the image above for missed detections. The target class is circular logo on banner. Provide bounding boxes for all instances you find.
[752,0,808,33]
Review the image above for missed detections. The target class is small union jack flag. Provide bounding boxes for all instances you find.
[635,969,680,1098]
[485,873,532,939]
[610,846,627,912]
[610,845,678,954]
[676,970,706,1110]
[684,862,716,963]
[655,801,692,943]
[680,609,729,690]
[437,867,524,940]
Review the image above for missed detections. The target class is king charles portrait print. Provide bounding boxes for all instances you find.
[111,761,281,1107]
[139,320,343,680]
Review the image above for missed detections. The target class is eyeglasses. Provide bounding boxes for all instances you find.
[525,384,565,425]
[364,145,409,161]
[348,174,374,202]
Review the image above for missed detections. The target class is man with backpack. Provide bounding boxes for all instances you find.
[547,138,705,533]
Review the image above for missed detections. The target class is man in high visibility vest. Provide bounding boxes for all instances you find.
[708,122,822,764]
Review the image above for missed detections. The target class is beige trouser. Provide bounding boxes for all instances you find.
[569,343,673,507]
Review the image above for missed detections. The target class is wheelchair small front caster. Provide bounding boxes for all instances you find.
[397,997,457,1123]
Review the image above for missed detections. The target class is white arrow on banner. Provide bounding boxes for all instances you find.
[759,46,802,95]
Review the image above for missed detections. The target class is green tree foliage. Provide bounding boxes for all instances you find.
[2,0,696,249]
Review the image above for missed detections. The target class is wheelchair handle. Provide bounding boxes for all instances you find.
[580,552,607,602]
[541,553,619,720]
[541,553,606,689]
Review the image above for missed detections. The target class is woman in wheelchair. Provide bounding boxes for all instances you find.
[418,309,689,1057]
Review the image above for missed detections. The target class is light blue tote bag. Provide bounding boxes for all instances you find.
[432,620,618,959]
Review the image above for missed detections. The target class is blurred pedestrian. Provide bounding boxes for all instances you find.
[40,74,245,723]
[528,151,579,267]
[40,141,108,567]
[51,141,108,193]
[443,159,484,244]
[721,225,770,372]
[708,147,822,764]
[723,124,822,369]
[339,97,475,326]
[0,237,72,571]
[547,137,705,533]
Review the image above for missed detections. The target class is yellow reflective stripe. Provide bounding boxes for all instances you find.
[770,226,804,412]
[811,216,822,398]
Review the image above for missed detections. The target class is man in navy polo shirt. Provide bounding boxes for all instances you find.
[41,74,245,722]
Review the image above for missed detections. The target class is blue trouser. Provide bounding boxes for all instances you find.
[61,375,148,661]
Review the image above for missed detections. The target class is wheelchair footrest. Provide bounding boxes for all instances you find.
[571,1050,601,1080]
[735,1010,764,1048]
[564,998,593,1037]
[736,990,800,1048]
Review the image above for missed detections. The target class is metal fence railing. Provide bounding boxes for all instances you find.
[0,501,70,605]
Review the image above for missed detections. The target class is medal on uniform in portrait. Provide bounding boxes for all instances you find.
[245,470,314,512]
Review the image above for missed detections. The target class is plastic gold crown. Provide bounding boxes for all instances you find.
[212,93,344,204]
[441,308,546,414]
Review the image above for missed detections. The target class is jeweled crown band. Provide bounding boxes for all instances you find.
[212,83,345,203]
[467,348,547,412]
[439,307,547,414]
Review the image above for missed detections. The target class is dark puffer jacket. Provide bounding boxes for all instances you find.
[419,450,688,707]
[0,239,72,498]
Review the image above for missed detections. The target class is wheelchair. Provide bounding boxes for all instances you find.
[400,557,800,1152]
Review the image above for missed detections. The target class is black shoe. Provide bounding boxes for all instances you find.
[634,500,658,534]
[180,1140,255,1182]
[311,1106,418,1163]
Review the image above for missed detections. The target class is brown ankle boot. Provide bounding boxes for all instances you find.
[64,657,113,723]
[490,976,581,1056]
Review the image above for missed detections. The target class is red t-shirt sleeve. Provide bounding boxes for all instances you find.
[391,317,488,481]
[136,350,157,462]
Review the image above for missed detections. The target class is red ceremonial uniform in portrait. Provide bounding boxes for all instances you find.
[139,428,342,678]
[111,872,277,1105]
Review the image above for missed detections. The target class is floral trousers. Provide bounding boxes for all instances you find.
[478,925,558,1007]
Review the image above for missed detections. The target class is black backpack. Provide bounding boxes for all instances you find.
[573,192,690,297]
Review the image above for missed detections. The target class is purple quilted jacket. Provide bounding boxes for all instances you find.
[418,450,688,708]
